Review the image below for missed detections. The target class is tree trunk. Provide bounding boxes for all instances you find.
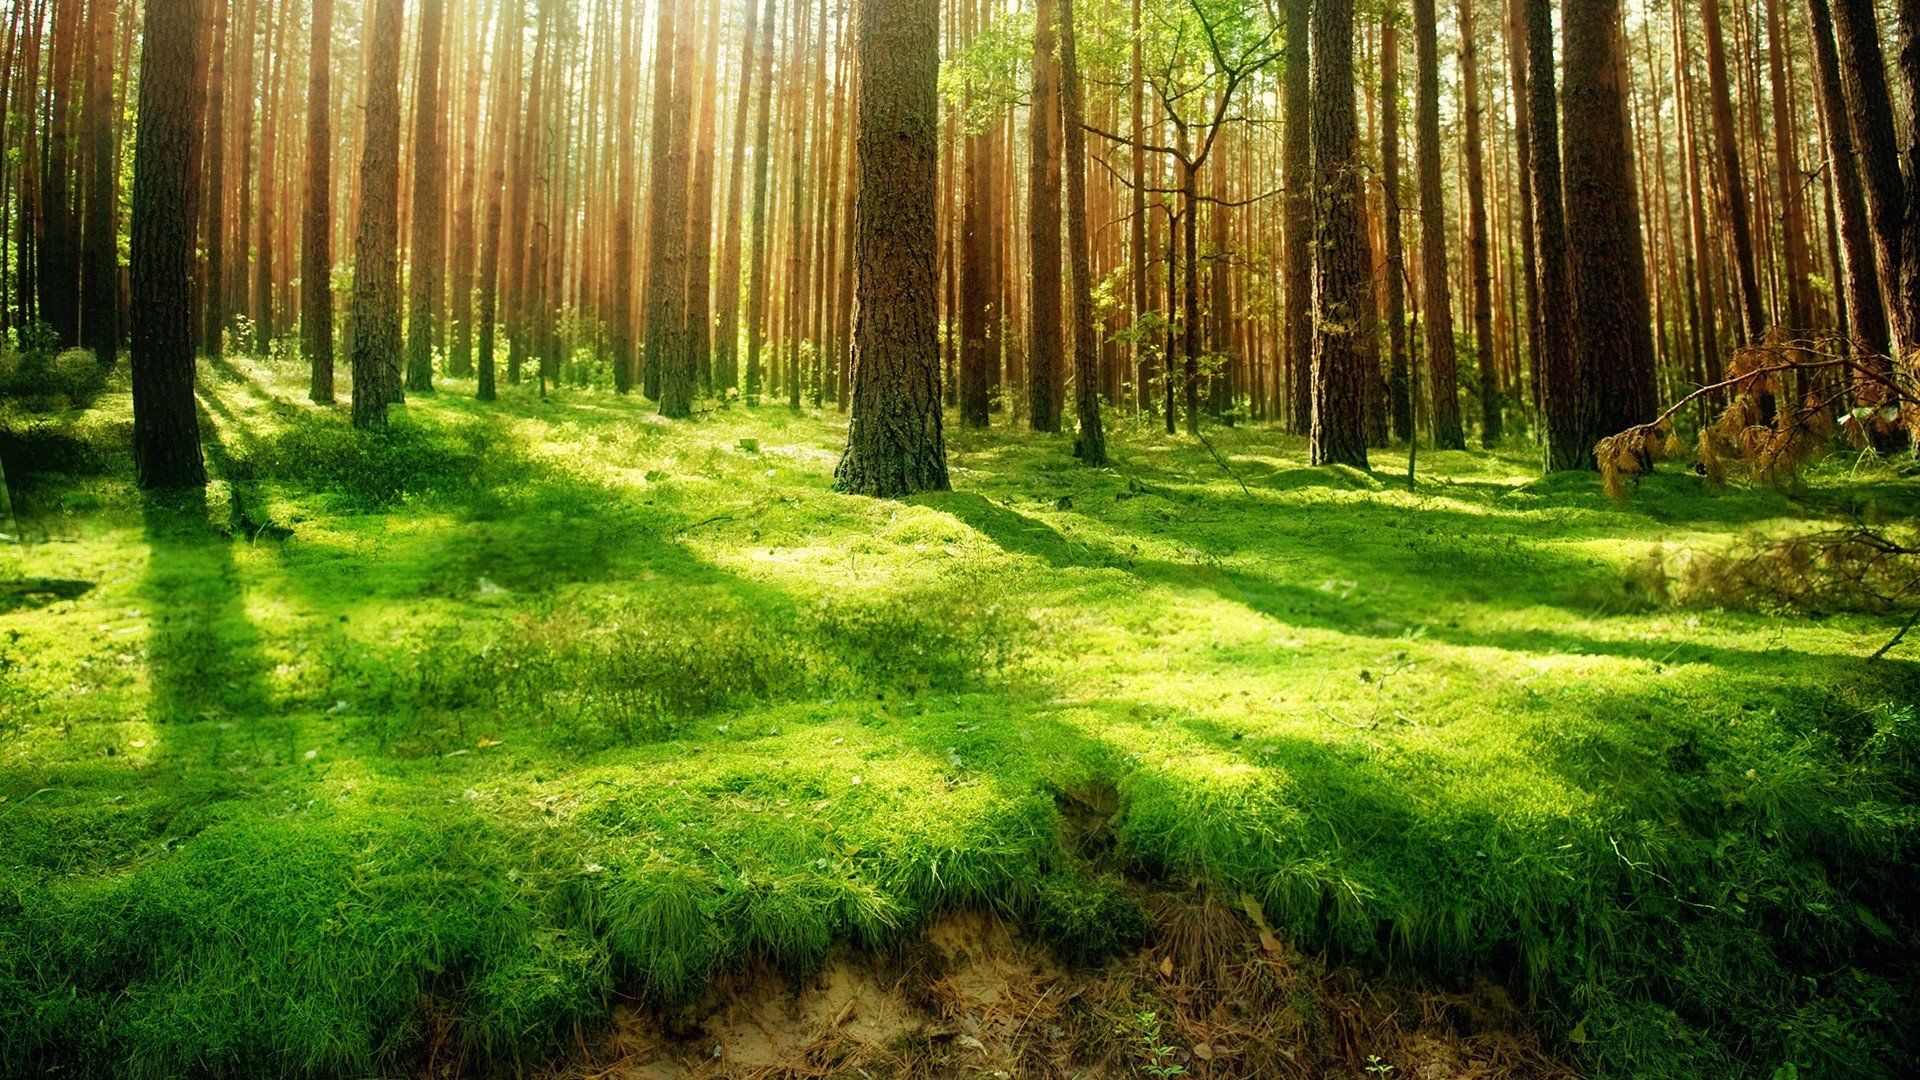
[648,0,696,416]
[1383,23,1413,442]
[39,0,81,346]
[79,0,116,362]
[714,0,763,395]
[1459,0,1500,444]
[405,0,447,392]
[350,0,405,429]
[303,0,333,400]
[1129,0,1148,415]
[1412,0,1464,449]
[1702,0,1768,344]
[473,0,521,402]
[685,0,724,395]
[1524,0,1585,470]
[1027,0,1063,432]
[1563,0,1658,437]
[1060,0,1105,465]
[833,0,948,497]
[1282,0,1313,433]
[1502,0,1542,414]
[131,0,208,489]
[745,0,777,402]
[1309,0,1369,468]
[202,0,227,357]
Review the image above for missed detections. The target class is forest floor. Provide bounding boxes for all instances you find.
[1,356,1917,1079]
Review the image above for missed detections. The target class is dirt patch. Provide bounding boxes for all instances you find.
[536,888,1578,1080]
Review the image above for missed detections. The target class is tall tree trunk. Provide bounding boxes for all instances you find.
[1061,0,1105,465]
[202,0,228,357]
[1767,0,1814,332]
[744,0,777,401]
[447,0,489,380]
[303,0,333,400]
[714,0,764,394]
[131,0,209,488]
[1702,0,1768,344]
[1459,0,1500,443]
[39,0,81,345]
[1563,0,1658,437]
[1028,0,1063,432]
[79,0,116,362]
[1502,0,1541,414]
[1282,0,1313,433]
[350,0,405,429]
[647,0,696,416]
[251,0,281,352]
[833,0,948,496]
[405,0,447,392]
[1129,0,1148,415]
[685,0,723,395]
[474,0,522,402]
[1808,0,1886,355]
[1383,23,1413,442]
[1309,0,1369,467]
[1413,0,1464,448]
[1524,0,1585,469]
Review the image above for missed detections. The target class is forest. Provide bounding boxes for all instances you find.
[0,0,1918,1073]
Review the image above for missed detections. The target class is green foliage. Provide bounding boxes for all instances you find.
[0,354,1915,1078]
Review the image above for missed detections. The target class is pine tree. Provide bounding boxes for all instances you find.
[350,0,406,429]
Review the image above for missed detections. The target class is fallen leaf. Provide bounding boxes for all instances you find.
[1240,891,1285,954]
[1158,955,1174,978]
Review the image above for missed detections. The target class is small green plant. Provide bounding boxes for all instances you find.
[1365,1053,1396,1076]
[1127,1011,1188,1079]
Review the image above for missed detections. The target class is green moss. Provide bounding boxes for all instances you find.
[0,355,1914,1078]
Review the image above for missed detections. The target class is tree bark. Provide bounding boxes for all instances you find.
[834,0,949,497]
[1702,0,1768,344]
[1282,0,1313,434]
[350,0,405,429]
[1412,0,1464,449]
[1523,0,1585,470]
[1382,23,1412,442]
[1309,0,1369,468]
[303,0,333,400]
[131,0,209,488]
[79,0,117,362]
[1028,0,1064,432]
[405,0,447,392]
[1061,0,1105,465]
[1459,0,1500,444]
[1563,0,1658,437]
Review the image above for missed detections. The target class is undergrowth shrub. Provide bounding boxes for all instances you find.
[0,324,104,411]
[242,411,531,509]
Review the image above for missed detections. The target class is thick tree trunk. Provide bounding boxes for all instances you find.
[1281,0,1313,434]
[1523,0,1586,470]
[648,0,696,416]
[1412,0,1464,449]
[1028,0,1063,432]
[303,0,333,400]
[1806,0,1886,358]
[1309,0,1369,468]
[350,0,405,429]
[713,0,763,394]
[1563,0,1658,437]
[131,0,209,489]
[405,0,447,392]
[834,0,949,497]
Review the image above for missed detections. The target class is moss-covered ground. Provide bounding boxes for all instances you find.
[1,356,1915,1078]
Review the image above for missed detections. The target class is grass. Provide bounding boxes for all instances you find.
[1,355,1916,1078]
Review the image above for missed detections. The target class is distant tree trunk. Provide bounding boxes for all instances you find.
[131,0,208,489]
[1898,0,1920,381]
[1412,0,1464,449]
[1831,0,1916,374]
[1281,0,1313,433]
[350,0,405,429]
[447,0,488,380]
[1459,0,1500,444]
[1502,0,1542,412]
[744,0,777,401]
[1810,0,1887,356]
[1382,23,1413,442]
[303,0,334,400]
[1523,0,1586,470]
[1563,0,1658,437]
[959,0,993,428]
[1061,0,1105,465]
[202,0,228,357]
[404,0,446,393]
[650,0,697,416]
[834,0,948,497]
[1309,0,1369,468]
[79,0,116,362]
[39,0,81,346]
[1129,0,1148,414]
[1766,0,1814,332]
[685,0,724,395]
[1701,0,1767,345]
[714,0,763,395]
[251,0,281,353]
[474,0,522,403]
[1028,0,1063,432]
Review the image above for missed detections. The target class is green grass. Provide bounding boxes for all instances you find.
[1,355,1915,1078]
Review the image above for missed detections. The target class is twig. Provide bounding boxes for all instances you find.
[1193,428,1251,496]
[1869,605,1920,661]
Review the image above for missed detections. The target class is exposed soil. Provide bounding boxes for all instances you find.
[532,888,1579,1080]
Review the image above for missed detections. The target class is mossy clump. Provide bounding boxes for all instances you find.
[1031,870,1149,967]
